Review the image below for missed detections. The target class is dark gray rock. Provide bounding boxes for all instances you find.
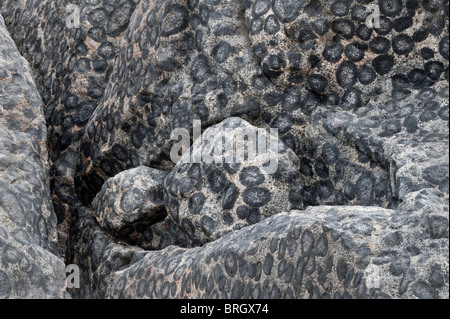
[164,117,303,245]
[69,202,449,299]
[0,15,67,298]
[1,0,448,300]
[91,166,168,247]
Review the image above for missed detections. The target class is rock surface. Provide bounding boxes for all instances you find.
[92,166,168,245]
[164,117,304,246]
[70,191,448,299]
[0,0,448,299]
[0,15,67,298]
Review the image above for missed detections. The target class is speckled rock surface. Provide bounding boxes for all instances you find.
[69,191,448,299]
[0,0,140,254]
[1,0,449,299]
[92,166,168,246]
[0,15,68,298]
[73,0,274,207]
[164,117,304,246]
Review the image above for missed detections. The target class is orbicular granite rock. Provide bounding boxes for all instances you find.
[73,0,271,206]
[1,0,448,299]
[69,189,448,299]
[91,166,168,245]
[164,117,303,246]
[91,165,189,251]
[0,0,140,254]
[0,14,68,298]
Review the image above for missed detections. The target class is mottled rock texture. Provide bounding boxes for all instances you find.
[0,0,448,299]
[0,15,67,298]
[70,192,448,299]
[92,166,168,246]
[164,117,304,246]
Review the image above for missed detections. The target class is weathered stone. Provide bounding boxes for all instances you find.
[0,15,67,298]
[164,117,303,245]
[0,0,448,300]
[91,166,168,246]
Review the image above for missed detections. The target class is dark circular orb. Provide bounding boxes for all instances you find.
[392,34,414,55]
[336,61,358,88]
[372,54,395,75]
[345,43,365,62]
[342,88,364,109]
[358,65,377,85]
[413,27,430,42]
[421,48,435,60]
[331,1,350,16]
[265,15,281,35]
[379,0,403,17]
[331,19,355,39]
[394,16,413,32]
[351,5,370,22]
[312,18,330,36]
[253,0,271,17]
[308,74,329,94]
[323,42,344,62]
[408,68,433,89]
[374,16,393,35]
[356,24,373,41]
[370,37,391,54]
[425,61,445,81]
